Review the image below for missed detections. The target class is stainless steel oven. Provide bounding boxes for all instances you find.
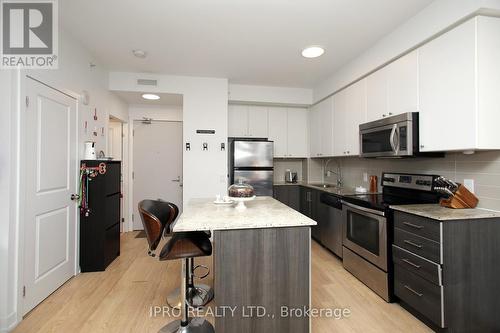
[359,112,417,158]
[342,202,387,271]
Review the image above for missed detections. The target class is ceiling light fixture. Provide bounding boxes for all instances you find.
[142,93,160,100]
[301,46,325,58]
[132,49,147,58]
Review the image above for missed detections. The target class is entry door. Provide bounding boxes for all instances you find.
[133,121,183,230]
[23,78,77,314]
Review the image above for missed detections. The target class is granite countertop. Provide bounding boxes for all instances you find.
[273,181,379,196]
[391,204,500,221]
[172,196,316,232]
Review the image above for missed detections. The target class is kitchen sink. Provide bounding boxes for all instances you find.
[310,183,334,189]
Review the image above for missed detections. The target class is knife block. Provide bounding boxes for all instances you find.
[440,184,479,209]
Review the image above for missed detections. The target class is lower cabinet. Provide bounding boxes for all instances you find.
[273,185,300,211]
[392,211,500,332]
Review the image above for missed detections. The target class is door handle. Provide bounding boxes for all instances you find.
[402,258,421,269]
[171,176,181,182]
[390,124,397,153]
[70,194,80,201]
[404,285,423,297]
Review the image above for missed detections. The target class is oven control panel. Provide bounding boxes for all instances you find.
[382,173,436,192]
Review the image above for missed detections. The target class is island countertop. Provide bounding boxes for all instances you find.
[172,196,316,232]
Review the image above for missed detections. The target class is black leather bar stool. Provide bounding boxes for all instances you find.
[158,231,215,333]
[139,201,215,333]
[164,203,214,309]
[138,200,214,308]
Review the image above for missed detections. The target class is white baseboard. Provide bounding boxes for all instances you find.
[0,311,18,333]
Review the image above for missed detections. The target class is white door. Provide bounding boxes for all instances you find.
[268,106,288,157]
[133,121,183,230]
[108,120,122,160]
[23,78,77,314]
[287,108,308,158]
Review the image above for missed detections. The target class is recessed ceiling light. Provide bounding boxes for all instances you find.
[132,49,147,58]
[301,46,325,58]
[142,93,160,100]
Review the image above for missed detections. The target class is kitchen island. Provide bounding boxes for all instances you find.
[173,196,316,333]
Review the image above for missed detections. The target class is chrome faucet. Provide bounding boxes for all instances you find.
[324,159,343,188]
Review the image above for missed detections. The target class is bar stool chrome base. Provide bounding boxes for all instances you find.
[158,318,215,333]
[167,284,214,309]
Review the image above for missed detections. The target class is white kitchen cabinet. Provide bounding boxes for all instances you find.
[286,108,308,157]
[333,79,366,156]
[419,16,500,152]
[366,51,418,122]
[269,107,308,158]
[268,107,288,157]
[248,106,268,137]
[333,90,347,156]
[345,79,367,155]
[228,104,248,137]
[309,103,321,157]
[309,97,333,157]
[228,104,268,138]
[366,67,387,122]
[387,50,418,116]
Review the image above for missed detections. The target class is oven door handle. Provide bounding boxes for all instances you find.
[390,124,398,154]
[341,201,385,217]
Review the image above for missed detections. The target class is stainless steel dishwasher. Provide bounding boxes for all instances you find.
[319,193,343,258]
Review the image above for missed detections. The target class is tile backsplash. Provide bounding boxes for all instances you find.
[312,151,500,212]
[273,159,307,182]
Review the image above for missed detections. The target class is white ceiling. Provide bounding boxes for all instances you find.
[61,0,434,88]
[113,91,183,106]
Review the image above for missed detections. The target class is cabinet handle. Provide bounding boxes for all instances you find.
[420,145,425,148]
[388,112,393,116]
[402,258,421,269]
[404,240,423,249]
[404,285,423,297]
[382,114,387,118]
[403,222,424,230]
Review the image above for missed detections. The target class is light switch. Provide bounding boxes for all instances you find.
[463,179,475,193]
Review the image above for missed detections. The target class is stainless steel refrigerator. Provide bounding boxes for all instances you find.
[229,139,274,196]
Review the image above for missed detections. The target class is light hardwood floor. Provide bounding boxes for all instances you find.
[14,232,431,333]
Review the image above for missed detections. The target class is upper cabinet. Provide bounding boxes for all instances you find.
[228,104,268,138]
[268,107,308,158]
[366,51,418,122]
[333,79,367,156]
[419,16,500,152]
[309,97,333,157]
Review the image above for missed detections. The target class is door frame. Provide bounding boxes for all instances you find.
[128,118,183,232]
[16,75,80,319]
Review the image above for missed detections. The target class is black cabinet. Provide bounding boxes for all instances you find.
[273,185,300,211]
[80,160,121,272]
[393,211,500,332]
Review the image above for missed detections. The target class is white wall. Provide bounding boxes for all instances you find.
[229,83,312,106]
[313,0,500,102]
[129,104,183,122]
[1,28,128,332]
[109,72,228,204]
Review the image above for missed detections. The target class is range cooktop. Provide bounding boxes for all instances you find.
[342,172,442,212]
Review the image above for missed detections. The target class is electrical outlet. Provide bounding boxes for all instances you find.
[463,179,475,193]
[363,172,368,182]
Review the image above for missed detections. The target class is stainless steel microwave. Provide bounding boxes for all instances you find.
[359,112,437,158]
